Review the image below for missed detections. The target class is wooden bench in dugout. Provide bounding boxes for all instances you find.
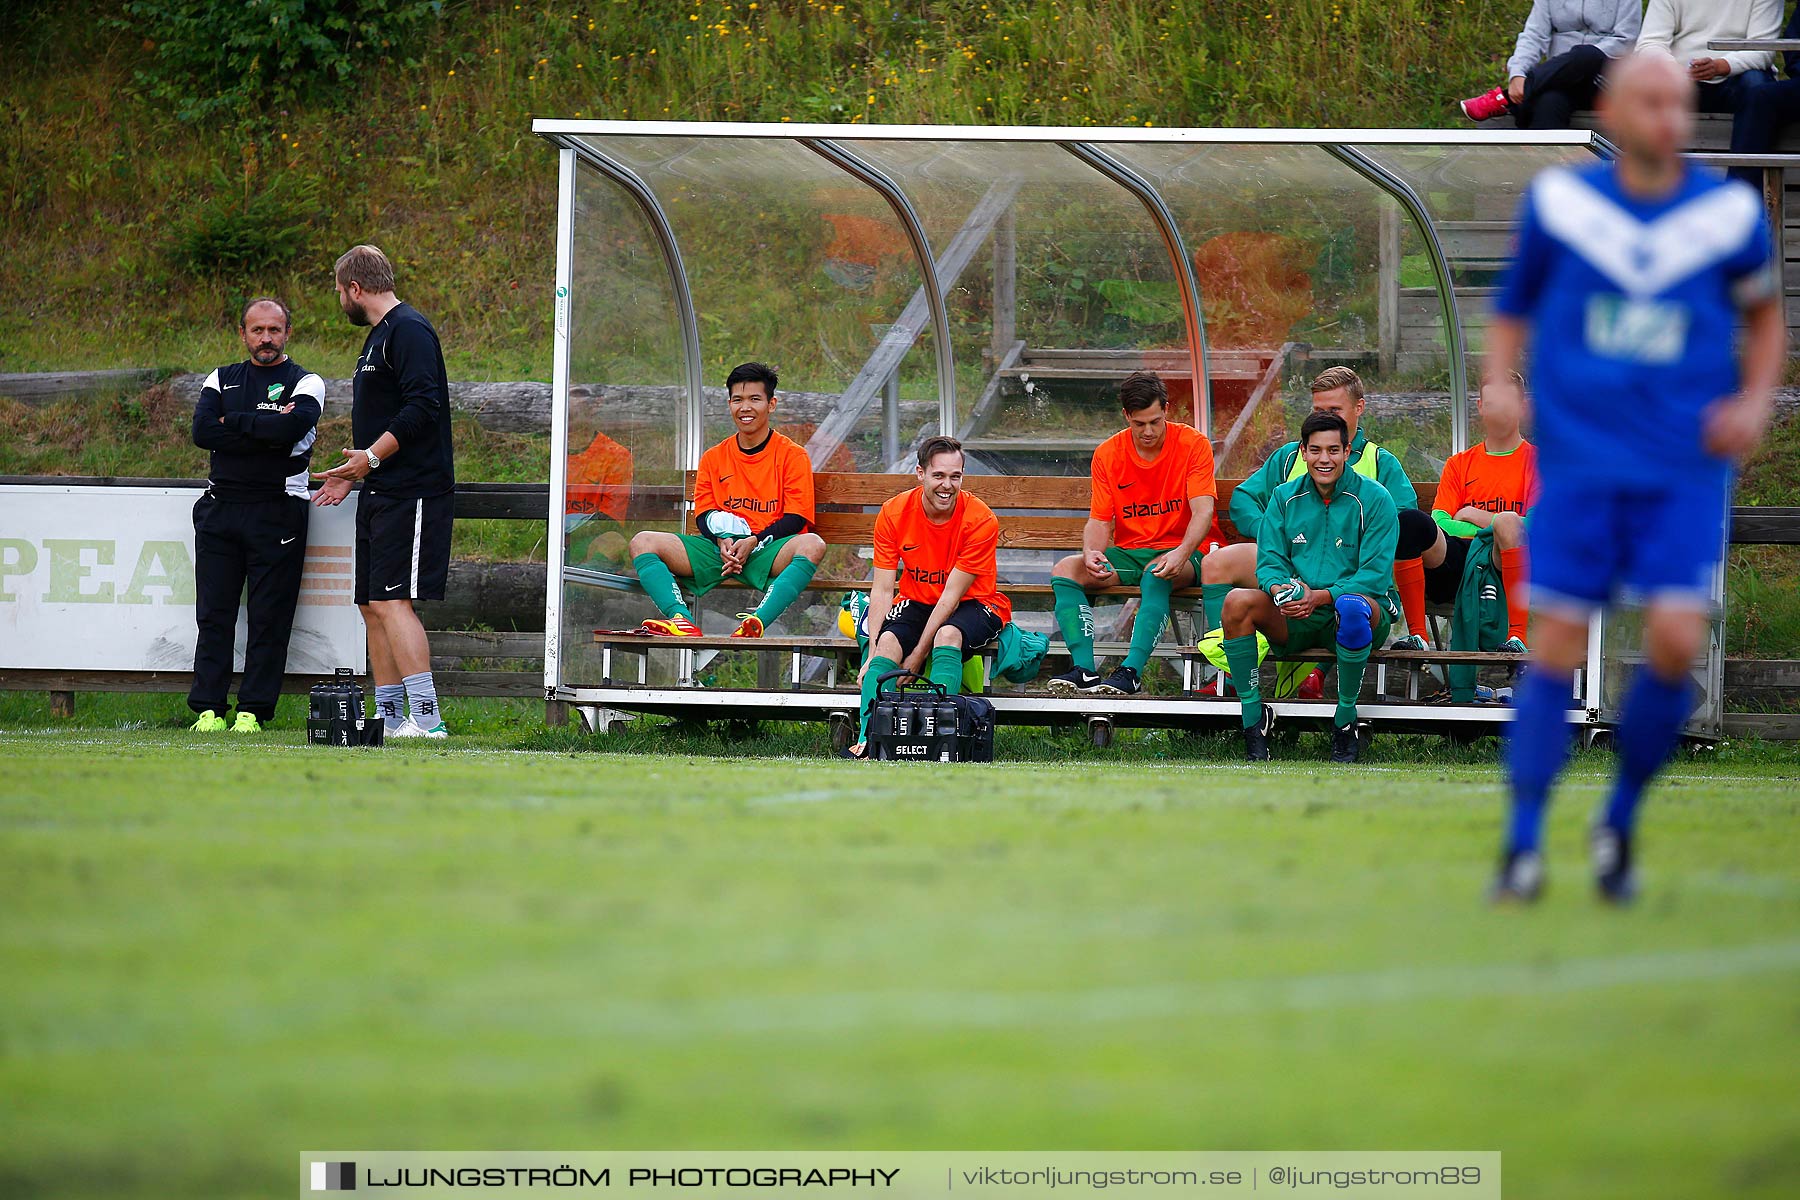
[591,470,1536,749]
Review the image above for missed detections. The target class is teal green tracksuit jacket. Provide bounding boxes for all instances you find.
[1255,468,1401,604]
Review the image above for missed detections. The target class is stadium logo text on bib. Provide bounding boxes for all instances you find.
[1120,497,1183,520]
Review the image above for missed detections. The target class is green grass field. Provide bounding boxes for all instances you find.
[4,701,1799,1199]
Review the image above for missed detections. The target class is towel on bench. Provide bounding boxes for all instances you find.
[1448,526,1510,703]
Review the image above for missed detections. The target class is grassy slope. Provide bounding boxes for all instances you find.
[3,722,1799,1199]
[0,0,1526,377]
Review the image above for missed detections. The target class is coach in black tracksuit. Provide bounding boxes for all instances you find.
[189,297,325,726]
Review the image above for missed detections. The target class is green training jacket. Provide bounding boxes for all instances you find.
[1447,527,1510,702]
[1229,429,1418,538]
[1255,468,1400,604]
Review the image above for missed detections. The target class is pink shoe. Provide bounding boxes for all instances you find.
[1459,86,1511,122]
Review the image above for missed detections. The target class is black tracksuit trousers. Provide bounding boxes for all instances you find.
[189,492,309,722]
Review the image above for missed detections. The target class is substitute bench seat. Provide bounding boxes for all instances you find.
[592,467,1537,745]
[589,626,1532,747]
[591,630,1520,690]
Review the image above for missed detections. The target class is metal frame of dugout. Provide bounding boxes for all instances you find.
[529,121,1725,745]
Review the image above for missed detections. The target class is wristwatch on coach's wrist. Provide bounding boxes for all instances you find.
[365,448,381,470]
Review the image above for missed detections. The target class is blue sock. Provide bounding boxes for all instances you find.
[1603,669,1693,835]
[1503,667,1576,855]
[375,682,407,732]
[403,671,441,729]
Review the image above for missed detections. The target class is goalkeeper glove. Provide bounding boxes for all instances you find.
[702,510,753,540]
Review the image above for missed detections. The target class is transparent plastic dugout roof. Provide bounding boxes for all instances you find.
[533,122,1605,692]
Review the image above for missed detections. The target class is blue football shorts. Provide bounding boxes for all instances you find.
[1529,475,1729,615]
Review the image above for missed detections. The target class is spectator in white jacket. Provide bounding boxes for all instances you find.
[1460,1,1641,127]
[1637,0,1782,166]
[1736,5,1800,180]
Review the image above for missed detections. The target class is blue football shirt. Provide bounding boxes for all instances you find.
[1495,159,1775,489]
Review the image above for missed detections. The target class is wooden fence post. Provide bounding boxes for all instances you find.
[1378,204,1400,376]
[991,205,1017,362]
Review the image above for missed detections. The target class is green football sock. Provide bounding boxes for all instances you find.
[928,645,965,695]
[858,654,901,742]
[632,552,694,621]
[1124,568,1174,672]
[1223,633,1264,730]
[1335,640,1370,729]
[1051,576,1096,671]
[753,555,817,625]
[1202,582,1233,635]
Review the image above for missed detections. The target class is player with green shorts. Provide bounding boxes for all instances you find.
[674,530,800,598]
[1047,370,1218,696]
[1218,410,1400,764]
[1101,545,1208,588]
[627,362,825,638]
[1273,605,1392,661]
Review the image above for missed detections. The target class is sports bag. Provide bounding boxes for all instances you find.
[864,670,995,763]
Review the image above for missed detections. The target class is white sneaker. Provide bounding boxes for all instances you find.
[391,718,449,739]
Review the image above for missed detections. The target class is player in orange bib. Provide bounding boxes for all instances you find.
[846,435,1012,758]
[563,386,634,567]
[627,362,825,638]
[1048,370,1218,696]
[1422,372,1539,650]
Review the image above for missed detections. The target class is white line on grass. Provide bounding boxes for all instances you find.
[573,939,1800,1038]
[745,789,870,806]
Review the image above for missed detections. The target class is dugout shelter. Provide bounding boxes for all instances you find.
[530,121,1724,745]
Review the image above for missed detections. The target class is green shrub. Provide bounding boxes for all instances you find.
[1,0,60,66]
[115,0,446,122]
[170,176,320,275]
